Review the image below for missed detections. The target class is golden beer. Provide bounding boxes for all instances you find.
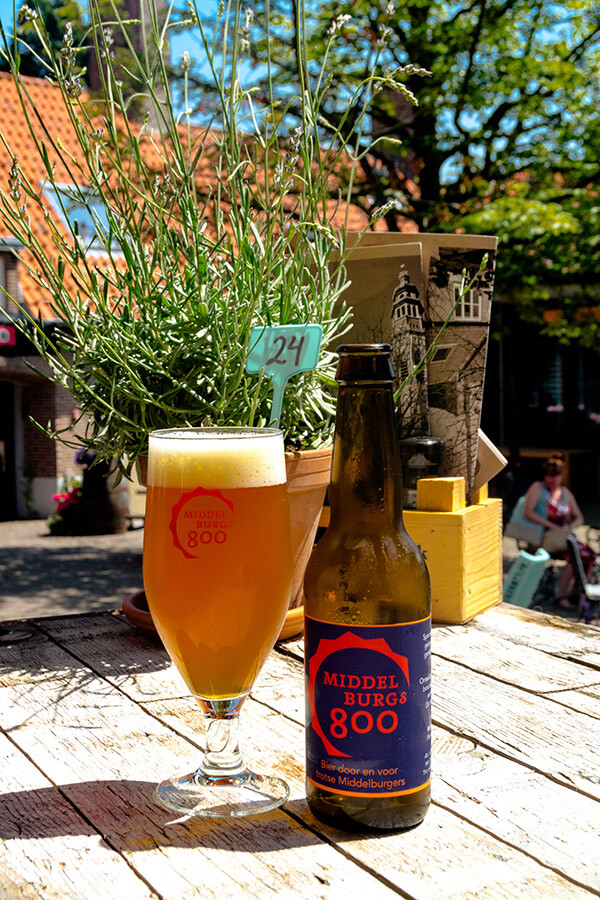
[143,429,293,699]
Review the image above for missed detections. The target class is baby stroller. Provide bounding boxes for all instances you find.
[566,534,600,625]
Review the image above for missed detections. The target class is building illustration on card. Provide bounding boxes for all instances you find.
[338,233,498,499]
[424,246,496,496]
[390,263,428,437]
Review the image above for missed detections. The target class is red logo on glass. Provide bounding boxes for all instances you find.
[170,488,234,559]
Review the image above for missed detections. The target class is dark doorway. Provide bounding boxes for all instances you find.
[0,382,17,520]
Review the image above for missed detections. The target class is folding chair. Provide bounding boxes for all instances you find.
[566,534,600,623]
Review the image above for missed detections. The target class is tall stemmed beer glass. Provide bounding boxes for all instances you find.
[143,427,293,817]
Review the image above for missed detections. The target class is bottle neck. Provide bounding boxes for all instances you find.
[329,382,404,530]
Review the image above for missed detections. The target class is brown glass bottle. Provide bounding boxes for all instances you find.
[304,344,431,831]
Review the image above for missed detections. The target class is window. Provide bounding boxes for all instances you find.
[431,346,452,363]
[428,381,459,415]
[453,285,481,321]
[396,301,420,319]
[43,184,117,253]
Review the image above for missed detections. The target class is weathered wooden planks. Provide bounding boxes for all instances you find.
[433,618,600,721]
[0,734,158,900]
[0,623,402,898]
[467,604,600,669]
[251,630,600,894]
[36,612,185,702]
[432,654,600,802]
[432,733,600,893]
[1,605,599,898]
[43,610,600,893]
[147,694,600,895]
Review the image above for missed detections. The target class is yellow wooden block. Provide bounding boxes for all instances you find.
[416,477,466,512]
[404,495,502,624]
[471,482,489,504]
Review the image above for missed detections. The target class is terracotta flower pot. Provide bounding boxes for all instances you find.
[124,446,332,641]
[284,446,332,611]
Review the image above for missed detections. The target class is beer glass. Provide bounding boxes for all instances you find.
[143,427,293,817]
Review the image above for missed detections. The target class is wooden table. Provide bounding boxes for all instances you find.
[1,603,599,899]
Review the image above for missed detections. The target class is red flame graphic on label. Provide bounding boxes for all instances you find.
[307,631,410,757]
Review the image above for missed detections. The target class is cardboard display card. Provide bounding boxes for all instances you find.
[332,241,427,434]
[341,232,499,498]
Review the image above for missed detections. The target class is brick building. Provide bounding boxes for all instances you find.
[0,74,104,518]
[0,297,82,519]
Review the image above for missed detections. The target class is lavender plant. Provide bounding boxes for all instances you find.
[0,0,426,478]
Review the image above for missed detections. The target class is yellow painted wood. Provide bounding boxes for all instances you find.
[416,477,466,512]
[471,482,489,504]
[405,489,502,625]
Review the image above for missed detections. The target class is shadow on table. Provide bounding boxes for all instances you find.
[0,780,324,852]
[0,614,169,686]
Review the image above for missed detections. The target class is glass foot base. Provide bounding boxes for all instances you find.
[154,768,290,818]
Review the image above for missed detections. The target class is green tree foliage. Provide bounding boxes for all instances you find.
[0,0,89,79]
[0,0,147,111]
[187,0,600,340]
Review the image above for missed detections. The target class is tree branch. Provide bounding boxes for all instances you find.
[454,0,487,116]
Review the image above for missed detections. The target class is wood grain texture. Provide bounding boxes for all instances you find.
[1,605,599,899]
[0,623,399,899]
[471,482,489,503]
[434,618,600,705]
[416,476,466,512]
[0,735,157,900]
[434,737,600,892]
[404,498,503,623]
[432,654,600,802]
[248,636,600,894]
[469,604,600,668]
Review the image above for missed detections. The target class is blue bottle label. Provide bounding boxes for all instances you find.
[305,615,431,797]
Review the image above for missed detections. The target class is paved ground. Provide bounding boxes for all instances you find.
[0,519,144,622]
[0,517,597,625]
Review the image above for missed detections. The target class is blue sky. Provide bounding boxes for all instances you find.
[0,0,218,22]
[0,0,250,107]
[0,0,14,28]
[0,0,218,52]
[0,0,17,29]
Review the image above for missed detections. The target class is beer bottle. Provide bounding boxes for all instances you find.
[304,343,431,831]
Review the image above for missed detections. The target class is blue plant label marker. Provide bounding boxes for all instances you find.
[246,324,323,428]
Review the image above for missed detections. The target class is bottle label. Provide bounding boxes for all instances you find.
[305,615,431,797]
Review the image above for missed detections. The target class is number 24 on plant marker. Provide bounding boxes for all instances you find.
[246,324,323,428]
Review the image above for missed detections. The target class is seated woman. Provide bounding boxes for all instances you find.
[523,452,595,603]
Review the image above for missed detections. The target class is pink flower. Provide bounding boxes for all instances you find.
[52,487,81,512]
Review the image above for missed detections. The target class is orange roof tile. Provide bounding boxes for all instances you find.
[0,73,92,318]
[0,73,417,320]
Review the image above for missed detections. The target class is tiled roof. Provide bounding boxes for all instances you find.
[0,73,91,318]
[0,73,415,321]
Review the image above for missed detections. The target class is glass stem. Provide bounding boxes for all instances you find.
[198,695,248,778]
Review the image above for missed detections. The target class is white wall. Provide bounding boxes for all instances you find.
[32,476,62,518]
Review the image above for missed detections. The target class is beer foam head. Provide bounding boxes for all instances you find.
[147,428,287,489]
